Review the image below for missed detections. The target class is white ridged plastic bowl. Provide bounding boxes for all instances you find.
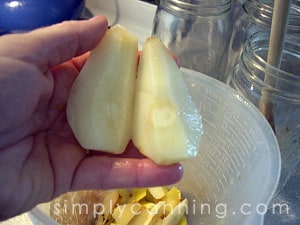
[29,68,281,225]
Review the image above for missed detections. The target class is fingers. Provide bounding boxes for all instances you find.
[72,52,91,71]
[70,156,183,190]
[0,16,108,68]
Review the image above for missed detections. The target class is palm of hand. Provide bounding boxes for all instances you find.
[0,17,182,220]
[0,52,90,218]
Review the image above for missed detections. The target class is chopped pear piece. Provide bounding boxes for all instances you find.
[67,25,138,153]
[128,201,165,225]
[177,215,188,225]
[128,188,147,203]
[162,199,189,225]
[102,190,119,218]
[117,189,132,205]
[140,201,156,209]
[132,37,203,165]
[146,187,167,203]
[162,187,181,215]
[112,203,142,225]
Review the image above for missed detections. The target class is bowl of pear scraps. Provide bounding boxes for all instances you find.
[29,25,281,225]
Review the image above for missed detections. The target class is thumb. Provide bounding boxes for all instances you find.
[0,16,108,68]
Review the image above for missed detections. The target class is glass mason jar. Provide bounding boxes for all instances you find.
[152,0,233,81]
[225,0,300,77]
[226,32,300,209]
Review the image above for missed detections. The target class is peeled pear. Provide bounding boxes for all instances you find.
[67,25,138,153]
[132,37,203,165]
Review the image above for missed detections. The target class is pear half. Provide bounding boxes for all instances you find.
[67,25,138,153]
[132,37,203,165]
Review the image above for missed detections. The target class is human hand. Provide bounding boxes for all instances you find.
[0,16,183,220]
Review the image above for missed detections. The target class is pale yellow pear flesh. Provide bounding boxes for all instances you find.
[132,37,203,165]
[67,24,202,165]
[162,199,188,225]
[66,25,138,153]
